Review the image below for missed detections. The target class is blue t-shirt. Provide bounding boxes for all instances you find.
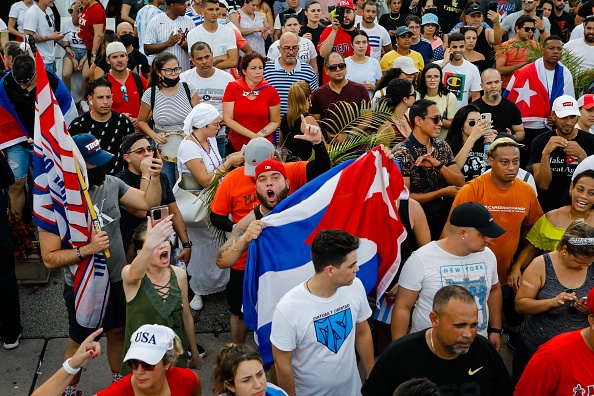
[410,38,434,65]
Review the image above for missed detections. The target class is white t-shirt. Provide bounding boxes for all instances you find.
[398,241,499,338]
[24,4,56,64]
[0,19,6,31]
[9,1,29,34]
[180,68,234,136]
[357,23,391,62]
[271,277,371,396]
[571,23,584,41]
[177,136,222,177]
[441,60,482,108]
[143,13,195,71]
[187,24,237,73]
[266,37,317,65]
[345,57,382,99]
[62,20,86,50]
[564,38,594,70]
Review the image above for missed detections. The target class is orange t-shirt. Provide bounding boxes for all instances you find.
[499,39,537,89]
[451,173,543,282]
[211,162,308,270]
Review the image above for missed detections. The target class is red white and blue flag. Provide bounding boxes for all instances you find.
[503,58,574,130]
[243,148,408,365]
[32,52,110,329]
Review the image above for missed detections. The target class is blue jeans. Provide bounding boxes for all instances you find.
[6,144,34,180]
[45,61,57,74]
[216,135,227,159]
[162,161,177,187]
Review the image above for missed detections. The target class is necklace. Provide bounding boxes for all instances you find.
[389,12,400,20]
[305,278,312,293]
[569,207,592,223]
[191,133,222,170]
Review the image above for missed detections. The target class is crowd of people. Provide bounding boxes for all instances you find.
[3,0,594,394]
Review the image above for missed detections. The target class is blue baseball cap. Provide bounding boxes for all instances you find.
[73,133,114,166]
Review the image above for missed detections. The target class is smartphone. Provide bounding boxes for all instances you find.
[489,2,498,12]
[153,145,160,160]
[328,5,336,12]
[481,113,492,122]
[150,205,169,225]
[449,53,454,61]
[335,6,345,24]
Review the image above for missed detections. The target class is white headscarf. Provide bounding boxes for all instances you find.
[183,103,220,136]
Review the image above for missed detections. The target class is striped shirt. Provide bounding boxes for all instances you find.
[135,5,163,57]
[143,13,195,71]
[141,84,197,131]
[263,59,318,117]
[185,6,204,27]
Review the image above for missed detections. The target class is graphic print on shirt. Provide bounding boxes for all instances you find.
[444,72,466,101]
[440,262,489,332]
[94,199,117,228]
[313,306,353,353]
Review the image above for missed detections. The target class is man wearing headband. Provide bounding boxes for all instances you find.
[69,78,135,175]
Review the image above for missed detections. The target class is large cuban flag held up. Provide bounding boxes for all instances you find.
[243,147,409,365]
[32,51,110,329]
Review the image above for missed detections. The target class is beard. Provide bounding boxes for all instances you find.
[486,92,501,101]
[342,19,355,29]
[257,185,290,211]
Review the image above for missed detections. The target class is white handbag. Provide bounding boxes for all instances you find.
[172,173,208,224]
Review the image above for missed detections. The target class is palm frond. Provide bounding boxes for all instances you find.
[203,169,229,245]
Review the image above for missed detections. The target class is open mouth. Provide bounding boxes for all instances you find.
[160,250,169,264]
[266,189,276,202]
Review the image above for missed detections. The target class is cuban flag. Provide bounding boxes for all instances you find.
[33,52,110,329]
[503,58,574,130]
[244,147,408,365]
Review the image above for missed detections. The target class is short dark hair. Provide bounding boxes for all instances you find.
[305,0,320,11]
[405,15,422,26]
[362,1,377,10]
[448,32,465,45]
[239,52,266,78]
[409,99,437,125]
[544,35,564,45]
[311,229,359,273]
[573,169,594,187]
[325,51,345,66]
[87,77,112,96]
[350,30,369,44]
[11,54,35,82]
[515,14,535,29]
[393,378,442,396]
[432,285,476,315]
[385,78,413,107]
[202,0,220,7]
[190,41,212,55]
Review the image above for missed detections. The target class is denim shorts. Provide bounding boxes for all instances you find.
[6,144,34,180]
[45,61,57,74]
[68,47,87,62]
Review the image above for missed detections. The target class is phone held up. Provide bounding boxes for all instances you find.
[150,205,169,225]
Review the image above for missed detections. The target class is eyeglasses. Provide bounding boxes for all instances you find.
[46,14,53,28]
[327,62,346,71]
[127,359,157,371]
[423,114,443,124]
[126,145,156,155]
[281,45,300,52]
[162,67,182,75]
[406,91,417,97]
[12,70,36,86]
[425,75,440,80]
[461,25,478,31]
[120,85,129,102]
[521,27,537,32]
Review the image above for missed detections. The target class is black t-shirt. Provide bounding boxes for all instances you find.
[578,1,594,18]
[69,111,135,175]
[531,129,594,212]
[472,97,523,133]
[280,113,313,161]
[551,11,575,40]
[300,24,325,85]
[128,48,150,75]
[446,138,490,183]
[361,330,513,396]
[438,0,468,33]
[115,168,175,252]
[379,12,409,46]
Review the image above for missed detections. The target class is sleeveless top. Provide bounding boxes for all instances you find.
[526,215,565,252]
[121,268,188,375]
[387,199,417,289]
[475,27,493,66]
[520,253,594,353]
[238,8,266,56]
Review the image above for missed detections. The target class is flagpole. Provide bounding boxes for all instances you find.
[72,154,111,259]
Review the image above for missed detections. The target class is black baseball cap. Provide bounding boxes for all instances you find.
[450,202,506,238]
[121,132,150,155]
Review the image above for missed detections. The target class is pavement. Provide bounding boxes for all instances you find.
[0,269,515,395]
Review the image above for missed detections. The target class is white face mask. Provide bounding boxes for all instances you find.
[217,18,228,25]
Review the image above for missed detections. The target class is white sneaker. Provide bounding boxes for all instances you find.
[190,295,203,311]
[79,100,90,113]
[3,334,21,350]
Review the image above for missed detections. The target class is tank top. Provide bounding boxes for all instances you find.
[121,268,188,375]
[475,27,493,66]
[387,199,418,289]
[520,253,594,353]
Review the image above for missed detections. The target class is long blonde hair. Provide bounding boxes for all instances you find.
[286,81,311,129]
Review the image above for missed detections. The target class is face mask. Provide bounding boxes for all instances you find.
[160,76,180,87]
[217,18,228,25]
[87,166,107,186]
[120,34,134,47]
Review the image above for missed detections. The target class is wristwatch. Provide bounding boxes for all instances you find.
[182,241,193,249]
[434,162,444,171]
[488,327,503,335]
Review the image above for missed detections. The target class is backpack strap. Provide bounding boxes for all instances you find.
[151,85,156,109]
[130,71,145,104]
[182,82,192,104]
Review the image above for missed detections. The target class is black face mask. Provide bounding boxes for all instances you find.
[160,76,180,87]
[88,166,106,186]
[120,34,134,47]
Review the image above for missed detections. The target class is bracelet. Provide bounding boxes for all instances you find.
[141,176,151,182]
[76,247,83,262]
[434,162,444,171]
[62,358,81,375]
[488,327,503,335]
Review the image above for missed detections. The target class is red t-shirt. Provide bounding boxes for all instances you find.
[515,329,594,395]
[211,162,308,270]
[317,26,370,84]
[78,3,106,50]
[97,366,199,396]
[222,79,281,152]
[108,72,148,119]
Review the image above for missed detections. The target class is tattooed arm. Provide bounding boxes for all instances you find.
[216,211,266,269]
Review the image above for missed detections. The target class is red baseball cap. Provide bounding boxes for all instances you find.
[578,94,594,110]
[337,0,355,9]
[255,159,287,179]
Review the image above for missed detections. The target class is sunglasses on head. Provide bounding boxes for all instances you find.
[13,70,36,86]
[127,359,156,371]
[327,62,346,71]
[423,114,443,124]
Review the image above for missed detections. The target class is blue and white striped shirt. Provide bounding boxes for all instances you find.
[263,59,319,117]
[185,6,204,27]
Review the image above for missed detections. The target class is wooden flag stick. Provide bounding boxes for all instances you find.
[72,154,111,259]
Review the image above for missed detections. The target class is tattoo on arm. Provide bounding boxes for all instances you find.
[219,214,253,254]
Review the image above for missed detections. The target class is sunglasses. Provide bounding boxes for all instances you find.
[126,145,156,155]
[327,62,346,72]
[423,114,443,124]
[46,14,53,28]
[127,359,156,371]
[468,119,477,126]
[406,91,417,98]
[522,0,535,3]
[521,27,537,32]
[120,85,129,102]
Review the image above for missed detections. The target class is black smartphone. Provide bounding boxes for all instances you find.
[449,53,454,61]
[489,1,498,12]
[335,6,345,24]
[150,205,169,225]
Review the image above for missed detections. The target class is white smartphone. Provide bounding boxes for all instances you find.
[481,113,492,122]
